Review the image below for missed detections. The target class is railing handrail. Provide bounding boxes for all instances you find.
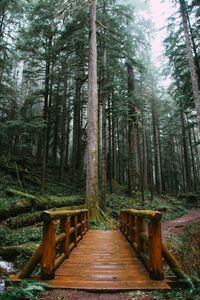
[41,209,88,221]
[17,209,89,280]
[121,209,162,220]
[120,209,163,280]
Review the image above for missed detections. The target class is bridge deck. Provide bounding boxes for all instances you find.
[47,230,170,290]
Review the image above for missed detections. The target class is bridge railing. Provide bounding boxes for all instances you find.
[120,209,163,280]
[17,209,89,280]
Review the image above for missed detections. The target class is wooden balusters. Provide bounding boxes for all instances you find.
[120,209,163,281]
[74,215,78,246]
[84,210,87,233]
[60,216,70,258]
[136,217,145,255]
[40,209,89,279]
[17,209,89,280]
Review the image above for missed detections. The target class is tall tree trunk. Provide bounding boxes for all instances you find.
[86,0,99,220]
[59,68,68,182]
[108,96,113,193]
[180,111,191,192]
[72,79,82,174]
[179,0,200,131]
[101,42,107,210]
[112,102,116,181]
[41,63,50,192]
[126,60,139,195]
[142,108,148,191]
[151,98,162,195]
[52,82,60,164]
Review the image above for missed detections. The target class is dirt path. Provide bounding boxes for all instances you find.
[162,209,200,239]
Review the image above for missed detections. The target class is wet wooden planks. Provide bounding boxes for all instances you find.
[48,230,170,290]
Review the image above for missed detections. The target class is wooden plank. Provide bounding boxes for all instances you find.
[48,230,170,290]
[49,280,170,290]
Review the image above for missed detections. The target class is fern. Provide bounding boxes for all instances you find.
[0,281,49,300]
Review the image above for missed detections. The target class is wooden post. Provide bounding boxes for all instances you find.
[83,211,86,234]
[86,210,89,230]
[80,212,84,238]
[120,212,122,231]
[148,219,164,280]
[128,214,132,240]
[136,217,145,255]
[129,215,135,243]
[74,215,78,246]
[41,220,56,279]
[125,213,128,236]
[60,216,70,258]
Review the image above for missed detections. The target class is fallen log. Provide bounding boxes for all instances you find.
[1,191,85,221]
[0,199,33,220]
[6,189,36,201]
[162,242,195,289]
[0,244,38,260]
[7,205,85,228]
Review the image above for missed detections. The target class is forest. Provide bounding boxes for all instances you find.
[0,0,200,299]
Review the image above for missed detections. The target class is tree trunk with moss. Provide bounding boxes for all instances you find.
[86,0,99,220]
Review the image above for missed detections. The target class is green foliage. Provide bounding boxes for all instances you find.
[90,220,111,230]
[168,222,200,279]
[106,191,189,222]
[0,227,42,247]
[0,281,49,300]
[136,288,200,300]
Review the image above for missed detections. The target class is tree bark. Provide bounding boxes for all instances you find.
[126,60,139,195]
[180,111,191,192]
[101,42,107,211]
[59,67,68,182]
[151,97,162,195]
[86,0,99,220]
[41,39,51,193]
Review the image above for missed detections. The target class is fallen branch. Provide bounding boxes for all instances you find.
[162,242,195,289]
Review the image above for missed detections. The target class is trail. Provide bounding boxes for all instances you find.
[162,209,200,239]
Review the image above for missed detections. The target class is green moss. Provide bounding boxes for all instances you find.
[0,226,42,246]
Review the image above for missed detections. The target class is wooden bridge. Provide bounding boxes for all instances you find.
[10,208,187,291]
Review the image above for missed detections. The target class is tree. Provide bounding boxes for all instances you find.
[86,0,99,220]
[179,0,200,131]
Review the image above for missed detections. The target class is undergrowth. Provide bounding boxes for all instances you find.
[0,281,49,300]
[106,192,189,221]
[129,288,200,300]
[0,227,42,247]
[166,222,200,279]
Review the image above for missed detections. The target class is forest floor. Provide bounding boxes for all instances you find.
[37,209,200,300]
[0,167,200,299]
